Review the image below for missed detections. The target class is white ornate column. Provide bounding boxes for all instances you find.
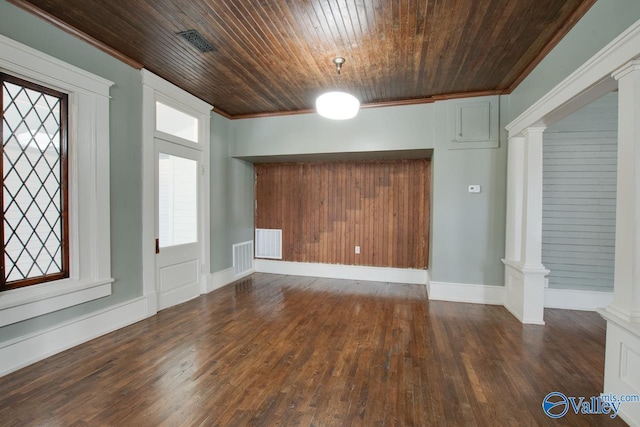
[503,127,549,325]
[600,60,640,425]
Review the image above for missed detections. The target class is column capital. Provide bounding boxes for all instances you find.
[612,59,640,81]
[521,126,547,138]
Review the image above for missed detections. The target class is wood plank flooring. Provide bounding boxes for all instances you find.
[0,273,624,426]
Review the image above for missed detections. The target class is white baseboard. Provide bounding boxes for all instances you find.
[0,296,149,377]
[207,267,255,293]
[208,267,235,293]
[544,288,613,311]
[427,281,505,305]
[254,259,428,284]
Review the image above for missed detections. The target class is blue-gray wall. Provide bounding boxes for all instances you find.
[0,0,143,341]
[210,114,254,272]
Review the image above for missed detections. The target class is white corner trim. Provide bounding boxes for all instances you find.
[254,259,428,284]
[0,296,149,377]
[544,288,613,311]
[507,18,640,137]
[427,281,505,305]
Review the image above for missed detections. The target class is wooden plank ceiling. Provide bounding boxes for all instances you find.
[11,0,594,118]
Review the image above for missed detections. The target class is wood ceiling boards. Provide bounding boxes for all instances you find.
[10,0,596,118]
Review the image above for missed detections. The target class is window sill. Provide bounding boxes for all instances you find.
[0,278,114,327]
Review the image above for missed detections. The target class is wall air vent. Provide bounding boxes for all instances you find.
[255,229,282,259]
[233,241,254,277]
[177,30,216,53]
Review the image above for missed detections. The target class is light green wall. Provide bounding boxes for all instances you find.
[0,0,143,341]
[233,104,434,156]
[231,99,507,286]
[210,115,255,272]
[430,98,508,285]
[509,0,640,121]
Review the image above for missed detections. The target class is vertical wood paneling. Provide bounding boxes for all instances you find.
[254,159,430,269]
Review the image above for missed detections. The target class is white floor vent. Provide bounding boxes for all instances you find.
[255,228,282,259]
[233,241,254,277]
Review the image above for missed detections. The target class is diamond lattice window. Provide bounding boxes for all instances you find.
[1,73,68,291]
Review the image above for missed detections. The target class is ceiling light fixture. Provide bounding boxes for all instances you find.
[316,57,360,120]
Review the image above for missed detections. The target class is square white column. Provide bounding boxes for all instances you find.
[503,128,548,325]
[599,60,640,426]
[607,60,640,323]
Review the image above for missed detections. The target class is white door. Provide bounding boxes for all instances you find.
[155,138,203,310]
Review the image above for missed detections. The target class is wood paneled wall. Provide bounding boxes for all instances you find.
[254,159,430,269]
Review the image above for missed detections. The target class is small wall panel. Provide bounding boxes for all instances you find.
[254,159,430,269]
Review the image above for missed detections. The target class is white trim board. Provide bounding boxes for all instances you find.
[544,288,613,311]
[0,296,149,377]
[207,267,255,293]
[254,260,428,284]
[426,281,611,311]
[427,281,505,305]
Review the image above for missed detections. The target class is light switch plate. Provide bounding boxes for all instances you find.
[468,184,481,193]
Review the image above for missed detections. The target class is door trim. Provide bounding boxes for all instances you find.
[141,69,211,316]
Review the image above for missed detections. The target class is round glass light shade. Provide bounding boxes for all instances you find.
[316,91,360,120]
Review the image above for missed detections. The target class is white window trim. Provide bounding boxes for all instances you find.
[141,69,211,316]
[0,34,114,327]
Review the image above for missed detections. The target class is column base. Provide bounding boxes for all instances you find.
[598,307,640,426]
[503,259,549,324]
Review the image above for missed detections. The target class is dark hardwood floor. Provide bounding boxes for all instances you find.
[0,273,624,426]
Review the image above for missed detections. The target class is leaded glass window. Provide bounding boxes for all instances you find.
[0,73,69,291]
